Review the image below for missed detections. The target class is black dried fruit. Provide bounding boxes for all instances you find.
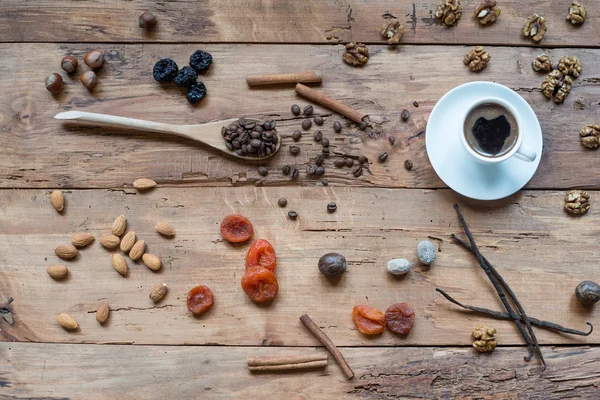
[333,121,342,133]
[186,82,207,104]
[174,66,198,88]
[189,50,213,72]
[153,58,178,83]
[282,165,291,175]
[318,253,347,277]
[278,198,288,207]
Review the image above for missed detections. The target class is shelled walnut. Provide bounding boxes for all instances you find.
[567,1,586,25]
[558,55,582,79]
[580,124,600,149]
[435,0,462,27]
[532,54,553,72]
[342,42,369,66]
[565,190,590,215]
[381,19,405,44]
[464,46,491,72]
[474,0,501,25]
[472,325,497,353]
[541,70,573,104]
[522,14,547,42]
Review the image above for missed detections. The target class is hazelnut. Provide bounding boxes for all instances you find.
[84,49,104,69]
[45,73,63,94]
[139,11,158,29]
[61,56,78,74]
[80,71,98,90]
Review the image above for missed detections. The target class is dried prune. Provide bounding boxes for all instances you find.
[241,267,279,303]
[187,285,214,315]
[318,253,347,277]
[153,58,178,83]
[174,66,198,88]
[246,239,276,272]
[352,305,386,335]
[220,214,254,243]
[385,302,414,335]
[186,82,207,104]
[189,50,213,72]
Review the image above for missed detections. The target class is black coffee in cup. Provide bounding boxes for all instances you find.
[463,103,518,157]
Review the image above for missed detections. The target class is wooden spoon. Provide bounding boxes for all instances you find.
[54,111,281,161]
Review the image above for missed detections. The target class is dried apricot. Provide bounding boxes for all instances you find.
[246,239,276,272]
[385,302,414,335]
[241,266,278,303]
[352,305,386,335]
[220,214,254,243]
[187,285,214,315]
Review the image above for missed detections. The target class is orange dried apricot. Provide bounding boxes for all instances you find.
[241,266,278,303]
[187,285,214,315]
[245,239,276,272]
[220,214,254,243]
[352,305,386,335]
[385,302,414,335]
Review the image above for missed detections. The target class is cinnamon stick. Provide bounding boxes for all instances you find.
[300,314,354,379]
[295,83,367,124]
[247,71,323,86]
[247,354,328,372]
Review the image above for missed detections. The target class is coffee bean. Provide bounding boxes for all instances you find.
[327,202,337,213]
[306,165,316,176]
[378,152,388,162]
[401,109,410,121]
[303,105,313,116]
[322,147,330,156]
[313,131,323,142]
[292,130,302,141]
[389,136,396,145]
[235,149,244,156]
[315,166,325,176]
[333,121,342,133]
[250,139,262,148]
[334,159,346,168]
[291,168,300,179]
[291,104,301,115]
[239,118,247,126]
[314,115,324,125]
[352,166,363,177]
[226,142,233,150]
[278,198,288,207]
[359,121,367,131]
[413,101,419,108]
[289,146,300,155]
[345,158,354,167]
[358,155,367,164]
[282,165,291,175]
[404,159,413,171]
[263,121,272,130]
[255,126,263,134]
[269,120,277,129]
[250,131,261,139]
[321,179,329,186]
[258,166,268,176]
[288,211,298,219]
[302,119,312,130]
[245,122,256,130]
[315,154,324,166]
[321,138,330,147]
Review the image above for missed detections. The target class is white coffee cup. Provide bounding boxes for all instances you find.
[460,97,537,164]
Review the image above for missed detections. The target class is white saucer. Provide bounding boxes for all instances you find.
[426,81,543,201]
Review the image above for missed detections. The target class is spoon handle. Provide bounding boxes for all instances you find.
[54,111,186,135]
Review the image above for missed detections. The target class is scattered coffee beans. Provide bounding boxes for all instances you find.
[291,104,301,115]
[321,138,330,147]
[313,131,323,142]
[389,136,396,145]
[321,179,329,186]
[315,154,325,166]
[401,109,410,121]
[404,159,413,171]
[358,155,367,164]
[359,121,367,130]
[334,159,346,168]
[288,211,298,219]
[345,158,354,167]
[289,146,300,155]
[315,166,325,176]
[303,105,313,116]
[314,115,324,125]
[378,152,388,162]
[278,198,288,207]
[306,165,316,175]
[282,165,291,175]
[333,121,342,133]
[222,118,278,158]
[322,147,330,156]
[413,101,419,107]
[258,166,268,176]
[353,166,363,177]
[292,130,302,141]
[302,119,312,130]
[327,202,337,213]
[291,168,300,179]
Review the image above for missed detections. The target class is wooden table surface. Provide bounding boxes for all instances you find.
[1,1,599,399]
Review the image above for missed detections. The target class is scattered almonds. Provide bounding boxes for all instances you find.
[57,313,78,330]
[129,240,146,261]
[99,234,120,249]
[71,232,95,248]
[150,283,168,302]
[142,253,161,271]
[120,231,136,253]
[47,264,68,279]
[133,178,157,190]
[112,215,127,236]
[55,245,78,260]
[50,190,65,212]
[111,253,128,275]
[155,221,176,237]
[96,301,110,324]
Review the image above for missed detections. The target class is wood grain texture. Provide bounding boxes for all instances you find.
[2,343,600,399]
[0,1,599,47]
[1,43,599,189]
[0,187,598,346]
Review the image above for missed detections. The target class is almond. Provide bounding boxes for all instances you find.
[96,301,110,324]
[50,190,65,212]
[111,253,128,275]
[142,253,161,271]
[55,244,78,260]
[129,240,145,261]
[155,221,176,237]
[47,264,68,279]
[99,234,120,249]
[149,283,168,302]
[133,178,157,190]
[120,231,136,252]
[72,232,95,248]
[112,214,127,236]
[57,313,78,330]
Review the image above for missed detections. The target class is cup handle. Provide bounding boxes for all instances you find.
[513,142,537,162]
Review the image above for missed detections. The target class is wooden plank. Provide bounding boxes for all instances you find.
[0,187,598,346]
[0,1,599,47]
[1,43,599,190]
[2,343,600,399]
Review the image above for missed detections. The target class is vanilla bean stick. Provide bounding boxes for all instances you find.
[300,314,354,379]
[436,288,593,336]
[295,83,367,124]
[247,70,323,86]
[247,354,328,372]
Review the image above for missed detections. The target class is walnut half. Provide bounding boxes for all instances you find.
[435,0,462,27]
[541,70,573,104]
[523,14,547,42]
[381,19,405,45]
[342,42,369,67]
[464,46,491,72]
[532,54,553,73]
[565,190,590,215]
[474,0,501,25]
[472,326,497,353]
[558,55,582,79]
[580,124,600,149]
[567,1,586,25]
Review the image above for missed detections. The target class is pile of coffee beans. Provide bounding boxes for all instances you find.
[221,118,278,158]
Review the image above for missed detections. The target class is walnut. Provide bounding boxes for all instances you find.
[474,0,501,25]
[580,124,600,149]
[567,1,586,25]
[472,325,497,353]
[532,54,553,72]
[565,190,590,215]
[558,55,582,79]
[541,70,573,104]
[522,14,547,42]
[381,19,405,45]
[435,0,462,27]
[464,46,491,72]
[343,42,369,67]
